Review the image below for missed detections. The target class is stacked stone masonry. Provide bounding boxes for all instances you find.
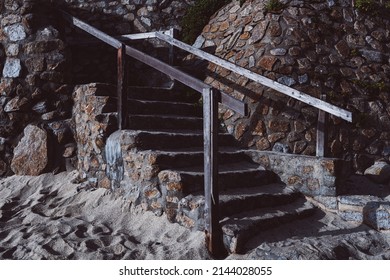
[0,0,195,176]
[194,0,390,172]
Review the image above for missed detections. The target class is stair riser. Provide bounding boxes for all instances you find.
[220,193,302,217]
[128,101,202,117]
[130,88,200,103]
[179,170,278,194]
[156,153,251,169]
[135,134,237,150]
[128,116,203,130]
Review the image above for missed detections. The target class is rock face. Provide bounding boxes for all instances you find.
[195,0,390,171]
[364,161,390,184]
[11,125,48,176]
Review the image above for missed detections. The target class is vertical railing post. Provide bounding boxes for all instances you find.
[203,87,223,256]
[117,43,128,130]
[167,28,178,66]
[316,94,327,157]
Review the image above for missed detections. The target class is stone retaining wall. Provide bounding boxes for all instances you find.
[194,0,390,173]
[0,0,195,176]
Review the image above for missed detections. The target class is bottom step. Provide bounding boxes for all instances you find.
[221,198,316,253]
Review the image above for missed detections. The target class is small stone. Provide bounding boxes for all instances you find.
[364,161,390,184]
[250,21,269,44]
[192,35,205,49]
[268,22,282,37]
[272,142,290,153]
[335,40,350,58]
[270,48,286,56]
[360,49,384,63]
[4,96,29,112]
[268,133,286,143]
[25,56,46,73]
[293,141,307,153]
[256,138,271,150]
[288,46,301,56]
[5,44,19,56]
[4,24,26,42]
[277,76,296,86]
[298,74,308,84]
[257,56,277,71]
[252,120,265,136]
[2,58,22,78]
[268,119,290,132]
[235,123,248,140]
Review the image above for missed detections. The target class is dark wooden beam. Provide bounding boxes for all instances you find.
[203,88,224,257]
[117,43,128,130]
[316,94,327,157]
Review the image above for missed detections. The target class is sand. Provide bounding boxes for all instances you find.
[0,171,210,260]
[1,171,390,260]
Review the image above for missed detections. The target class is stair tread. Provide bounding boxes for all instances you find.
[220,198,315,235]
[128,99,200,107]
[162,161,264,174]
[129,114,203,120]
[219,184,297,202]
[135,130,232,137]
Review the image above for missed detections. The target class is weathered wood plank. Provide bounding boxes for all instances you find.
[119,32,158,40]
[61,11,122,49]
[220,91,248,117]
[316,95,327,157]
[155,32,352,122]
[117,43,128,130]
[203,88,222,256]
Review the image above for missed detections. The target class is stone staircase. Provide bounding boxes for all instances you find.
[106,86,317,254]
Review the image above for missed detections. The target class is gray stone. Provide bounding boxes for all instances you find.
[277,76,296,86]
[192,35,205,49]
[272,142,290,153]
[364,202,390,230]
[364,161,390,184]
[4,24,26,42]
[2,58,21,78]
[270,48,287,56]
[4,96,29,112]
[5,44,19,56]
[360,49,384,63]
[298,74,308,84]
[11,125,49,176]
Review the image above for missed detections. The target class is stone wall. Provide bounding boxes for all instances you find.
[0,0,195,177]
[194,0,390,172]
[0,0,72,176]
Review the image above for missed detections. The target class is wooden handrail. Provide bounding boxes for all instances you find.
[155,32,353,123]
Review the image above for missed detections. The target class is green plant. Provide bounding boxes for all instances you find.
[265,0,285,13]
[181,0,231,44]
[354,0,377,13]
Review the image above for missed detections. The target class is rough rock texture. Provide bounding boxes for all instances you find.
[0,0,70,176]
[364,161,390,184]
[72,83,117,188]
[194,0,390,172]
[0,0,195,176]
[246,150,349,197]
[10,125,48,175]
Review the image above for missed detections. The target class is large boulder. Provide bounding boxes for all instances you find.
[11,125,49,175]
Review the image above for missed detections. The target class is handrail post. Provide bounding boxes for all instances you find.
[117,43,128,130]
[167,28,178,66]
[316,94,327,157]
[203,88,224,256]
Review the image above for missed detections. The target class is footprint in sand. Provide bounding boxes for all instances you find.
[91,224,112,236]
[74,225,89,238]
[0,197,21,222]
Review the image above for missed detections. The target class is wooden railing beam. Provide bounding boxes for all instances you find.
[203,88,223,256]
[117,43,128,130]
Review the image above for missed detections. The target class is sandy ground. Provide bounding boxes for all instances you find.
[1,171,390,260]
